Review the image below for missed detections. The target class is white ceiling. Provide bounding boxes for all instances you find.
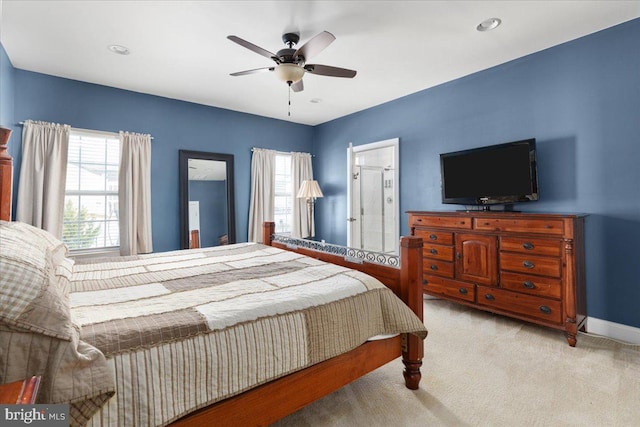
[1,1,638,126]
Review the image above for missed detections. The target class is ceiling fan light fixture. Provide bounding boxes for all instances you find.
[476,18,502,32]
[274,63,305,84]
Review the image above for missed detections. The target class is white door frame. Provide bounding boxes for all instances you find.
[347,138,400,253]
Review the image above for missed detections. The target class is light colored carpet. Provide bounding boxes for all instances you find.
[273,299,640,427]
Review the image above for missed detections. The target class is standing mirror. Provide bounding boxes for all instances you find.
[179,150,235,249]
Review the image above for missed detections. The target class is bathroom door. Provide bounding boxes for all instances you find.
[347,139,399,254]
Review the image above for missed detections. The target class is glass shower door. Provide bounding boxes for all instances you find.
[358,165,385,253]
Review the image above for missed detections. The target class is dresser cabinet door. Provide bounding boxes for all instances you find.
[455,233,497,285]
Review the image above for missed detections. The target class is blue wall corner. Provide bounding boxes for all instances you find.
[0,44,20,218]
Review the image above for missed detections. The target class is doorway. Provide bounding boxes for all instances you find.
[347,138,399,254]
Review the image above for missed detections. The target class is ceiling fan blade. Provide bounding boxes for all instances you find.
[291,79,304,92]
[227,35,279,62]
[230,67,274,77]
[294,31,335,61]
[304,64,357,78]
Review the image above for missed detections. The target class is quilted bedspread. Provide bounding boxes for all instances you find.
[1,223,426,427]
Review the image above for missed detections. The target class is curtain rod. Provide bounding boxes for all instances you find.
[251,147,314,157]
[17,121,154,140]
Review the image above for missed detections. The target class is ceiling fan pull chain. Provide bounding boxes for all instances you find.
[288,83,292,117]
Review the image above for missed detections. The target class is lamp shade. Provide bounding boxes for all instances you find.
[274,63,305,84]
[297,180,323,199]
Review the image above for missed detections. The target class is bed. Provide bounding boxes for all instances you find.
[0,139,426,426]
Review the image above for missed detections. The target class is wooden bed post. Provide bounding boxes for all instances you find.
[0,126,13,222]
[400,235,424,390]
[262,221,275,245]
[190,230,200,249]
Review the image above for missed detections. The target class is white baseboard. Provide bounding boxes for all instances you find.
[585,317,640,345]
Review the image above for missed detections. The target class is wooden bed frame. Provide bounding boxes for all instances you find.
[0,135,425,426]
[0,127,13,222]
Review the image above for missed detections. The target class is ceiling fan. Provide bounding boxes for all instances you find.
[227,31,357,93]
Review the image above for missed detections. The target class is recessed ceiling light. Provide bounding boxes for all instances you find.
[108,44,130,55]
[476,18,502,32]
[310,98,322,104]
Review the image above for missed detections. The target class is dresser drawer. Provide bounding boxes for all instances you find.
[423,259,454,278]
[413,229,453,245]
[423,275,475,302]
[500,272,561,299]
[500,253,561,278]
[474,218,564,235]
[423,243,454,261]
[410,214,472,230]
[500,237,561,257]
[477,286,562,324]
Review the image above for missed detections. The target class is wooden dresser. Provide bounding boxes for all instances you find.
[408,211,586,346]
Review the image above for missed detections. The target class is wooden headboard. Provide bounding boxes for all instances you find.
[0,126,13,222]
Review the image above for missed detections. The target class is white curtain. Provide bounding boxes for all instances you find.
[16,120,70,238]
[291,152,313,238]
[118,131,153,255]
[248,148,275,242]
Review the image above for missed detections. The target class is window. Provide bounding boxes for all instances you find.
[63,131,120,251]
[274,154,292,233]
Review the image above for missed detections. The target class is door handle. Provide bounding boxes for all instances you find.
[347,217,356,222]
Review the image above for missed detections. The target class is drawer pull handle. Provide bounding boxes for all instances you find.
[416,218,422,222]
[422,279,428,285]
[523,261,535,269]
[539,305,552,314]
[429,234,437,240]
[430,248,438,255]
[459,288,468,295]
[484,294,495,301]
[523,281,536,289]
[430,264,438,271]
[522,242,534,250]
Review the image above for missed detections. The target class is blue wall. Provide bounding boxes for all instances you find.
[313,19,640,328]
[9,69,313,251]
[0,44,17,159]
[0,44,14,128]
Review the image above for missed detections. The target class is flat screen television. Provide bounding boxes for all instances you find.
[440,138,538,209]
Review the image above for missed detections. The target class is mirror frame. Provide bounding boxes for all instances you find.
[179,150,236,249]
